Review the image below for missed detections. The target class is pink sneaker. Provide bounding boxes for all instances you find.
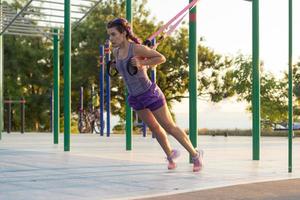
[166,149,180,170]
[192,150,204,172]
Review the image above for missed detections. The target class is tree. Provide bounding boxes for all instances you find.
[4,35,53,131]
[292,62,300,117]
[3,0,54,131]
[214,54,296,128]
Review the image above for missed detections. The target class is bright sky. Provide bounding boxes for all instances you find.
[146,0,300,75]
[143,0,300,129]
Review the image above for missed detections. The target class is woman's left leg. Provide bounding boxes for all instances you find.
[152,104,198,157]
[135,109,173,157]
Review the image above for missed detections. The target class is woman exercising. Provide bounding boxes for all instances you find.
[106,18,203,172]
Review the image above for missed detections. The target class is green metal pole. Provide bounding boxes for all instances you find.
[189,0,198,158]
[125,0,132,150]
[64,0,71,151]
[252,0,260,160]
[288,0,293,173]
[0,22,2,140]
[0,0,3,140]
[53,29,60,144]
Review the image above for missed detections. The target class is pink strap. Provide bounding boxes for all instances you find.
[152,15,186,49]
[147,0,200,41]
[165,14,186,36]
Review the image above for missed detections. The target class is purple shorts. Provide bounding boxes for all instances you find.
[128,83,166,111]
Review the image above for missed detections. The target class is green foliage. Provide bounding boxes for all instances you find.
[112,123,124,131]
[4,35,53,131]
[198,46,234,102]
[217,54,300,128]
[293,63,300,98]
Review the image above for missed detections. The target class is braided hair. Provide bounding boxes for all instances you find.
[107,18,141,44]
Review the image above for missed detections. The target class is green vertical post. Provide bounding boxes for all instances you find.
[252,0,260,160]
[125,0,132,150]
[0,0,3,140]
[53,29,60,144]
[288,0,293,173]
[189,0,198,155]
[64,0,71,151]
[0,17,3,140]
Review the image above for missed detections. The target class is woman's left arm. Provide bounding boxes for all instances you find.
[132,44,166,68]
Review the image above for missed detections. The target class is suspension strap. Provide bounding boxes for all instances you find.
[146,0,200,45]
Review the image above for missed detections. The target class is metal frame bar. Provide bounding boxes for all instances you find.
[33,0,64,5]
[3,22,59,30]
[3,17,61,38]
[33,0,92,8]
[4,15,64,25]
[1,0,34,35]
[6,28,52,35]
[4,27,62,36]
[1,0,102,37]
[4,25,59,35]
[3,8,57,39]
[29,6,84,14]
[22,11,82,20]
[6,26,45,32]
[3,13,58,39]
[3,11,81,20]
[78,0,98,2]
[72,0,102,30]
[22,18,64,24]
[3,32,49,37]
[3,16,36,23]
[3,10,82,23]
[2,10,16,14]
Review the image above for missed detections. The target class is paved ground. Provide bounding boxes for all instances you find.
[137,178,300,200]
[0,133,299,200]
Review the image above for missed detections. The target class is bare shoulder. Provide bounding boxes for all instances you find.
[132,43,157,57]
[132,43,149,52]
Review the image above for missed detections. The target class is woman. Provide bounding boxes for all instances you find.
[107,18,203,172]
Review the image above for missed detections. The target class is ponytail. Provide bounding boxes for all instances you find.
[127,32,141,44]
[107,18,141,44]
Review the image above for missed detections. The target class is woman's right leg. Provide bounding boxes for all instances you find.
[136,109,173,157]
[151,104,204,172]
[152,104,198,157]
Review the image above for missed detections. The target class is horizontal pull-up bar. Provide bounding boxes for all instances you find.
[5,99,25,133]
[77,0,98,2]
[33,0,93,9]
[30,6,84,14]
[23,11,82,20]
[6,28,52,35]
[3,32,52,37]
[20,18,65,24]
[3,21,60,30]
[4,100,26,104]
[3,13,65,29]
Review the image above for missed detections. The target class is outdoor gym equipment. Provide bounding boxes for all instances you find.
[4,98,25,133]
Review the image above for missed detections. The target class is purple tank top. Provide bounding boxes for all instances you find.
[115,43,152,96]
